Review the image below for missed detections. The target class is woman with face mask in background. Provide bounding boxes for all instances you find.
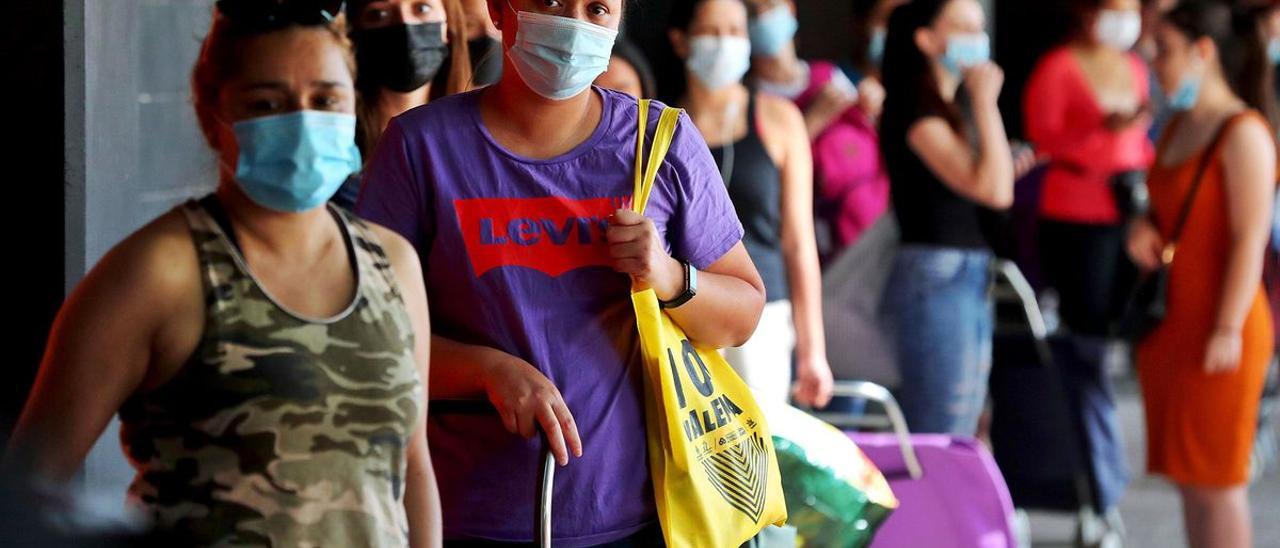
[2,2,442,545]
[847,0,908,82]
[747,0,892,255]
[878,0,1015,435]
[1127,2,1277,546]
[668,0,834,409]
[747,0,886,136]
[331,0,472,209]
[356,0,766,544]
[1026,0,1154,352]
[1021,0,1152,515]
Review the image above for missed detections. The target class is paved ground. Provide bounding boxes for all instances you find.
[1027,377,1280,548]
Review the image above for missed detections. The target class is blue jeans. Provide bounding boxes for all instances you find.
[881,245,993,435]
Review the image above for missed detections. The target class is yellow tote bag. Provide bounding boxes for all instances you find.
[630,100,787,548]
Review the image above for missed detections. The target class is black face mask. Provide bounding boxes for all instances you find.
[355,22,448,93]
[467,36,504,87]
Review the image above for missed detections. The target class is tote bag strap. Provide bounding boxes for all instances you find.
[632,99,684,215]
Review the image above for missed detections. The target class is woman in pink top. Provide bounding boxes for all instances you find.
[748,0,891,255]
[1022,0,1153,516]
[1025,0,1154,339]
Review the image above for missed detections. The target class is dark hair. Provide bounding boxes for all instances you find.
[1067,0,1108,39]
[193,7,355,151]
[879,0,964,147]
[1165,0,1278,129]
[668,0,746,32]
[1231,3,1280,130]
[611,38,658,98]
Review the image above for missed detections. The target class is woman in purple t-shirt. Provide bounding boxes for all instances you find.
[356,0,765,545]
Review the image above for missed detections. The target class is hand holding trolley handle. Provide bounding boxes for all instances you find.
[433,398,560,547]
[478,356,583,466]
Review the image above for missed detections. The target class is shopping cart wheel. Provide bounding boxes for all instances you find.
[1012,508,1032,548]
[1074,508,1126,548]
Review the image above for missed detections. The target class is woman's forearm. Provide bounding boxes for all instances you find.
[973,101,1015,208]
[782,236,825,362]
[787,260,825,361]
[428,335,509,400]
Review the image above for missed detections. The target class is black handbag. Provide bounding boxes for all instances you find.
[1110,170,1150,218]
[1114,116,1238,341]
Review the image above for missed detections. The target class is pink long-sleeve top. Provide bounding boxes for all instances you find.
[1024,47,1155,224]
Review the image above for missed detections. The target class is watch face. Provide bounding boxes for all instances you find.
[688,264,698,294]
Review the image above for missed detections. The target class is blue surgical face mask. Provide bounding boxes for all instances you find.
[506,8,619,101]
[231,111,361,213]
[869,27,887,66]
[749,4,798,56]
[942,32,991,75]
[1167,73,1202,112]
[1167,56,1204,112]
[1268,36,1280,65]
[687,35,752,90]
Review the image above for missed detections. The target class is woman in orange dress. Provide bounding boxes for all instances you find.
[1128,3,1277,547]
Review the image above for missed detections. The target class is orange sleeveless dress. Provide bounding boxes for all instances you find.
[1136,111,1274,487]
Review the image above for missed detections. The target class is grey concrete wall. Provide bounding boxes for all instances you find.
[64,0,217,505]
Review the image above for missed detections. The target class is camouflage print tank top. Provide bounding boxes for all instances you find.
[118,198,423,547]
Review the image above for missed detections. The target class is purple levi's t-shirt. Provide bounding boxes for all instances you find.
[356,87,743,546]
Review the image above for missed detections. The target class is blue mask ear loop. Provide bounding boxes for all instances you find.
[212,114,243,181]
[500,0,523,31]
[493,0,525,71]
[474,1,514,89]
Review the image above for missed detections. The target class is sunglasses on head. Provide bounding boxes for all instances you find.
[215,0,346,29]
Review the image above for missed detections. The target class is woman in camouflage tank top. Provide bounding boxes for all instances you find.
[4,3,441,546]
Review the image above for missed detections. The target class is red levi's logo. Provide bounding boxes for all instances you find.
[454,196,630,277]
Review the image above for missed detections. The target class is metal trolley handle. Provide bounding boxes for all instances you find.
[433,400,557,547]
[993,259,1050,340]
[815,265,1044,487]
[828,381,924,481]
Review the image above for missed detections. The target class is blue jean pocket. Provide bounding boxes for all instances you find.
[891,247,970,295]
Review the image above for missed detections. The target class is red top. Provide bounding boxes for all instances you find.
[1024,47,1155,224]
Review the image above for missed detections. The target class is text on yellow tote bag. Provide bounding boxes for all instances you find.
[630,100,787,548]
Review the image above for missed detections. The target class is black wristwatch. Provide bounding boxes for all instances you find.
[659,261,698,309]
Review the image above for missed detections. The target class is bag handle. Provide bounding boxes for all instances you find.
[632,99,684,215]
[1161,112,1247,264]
